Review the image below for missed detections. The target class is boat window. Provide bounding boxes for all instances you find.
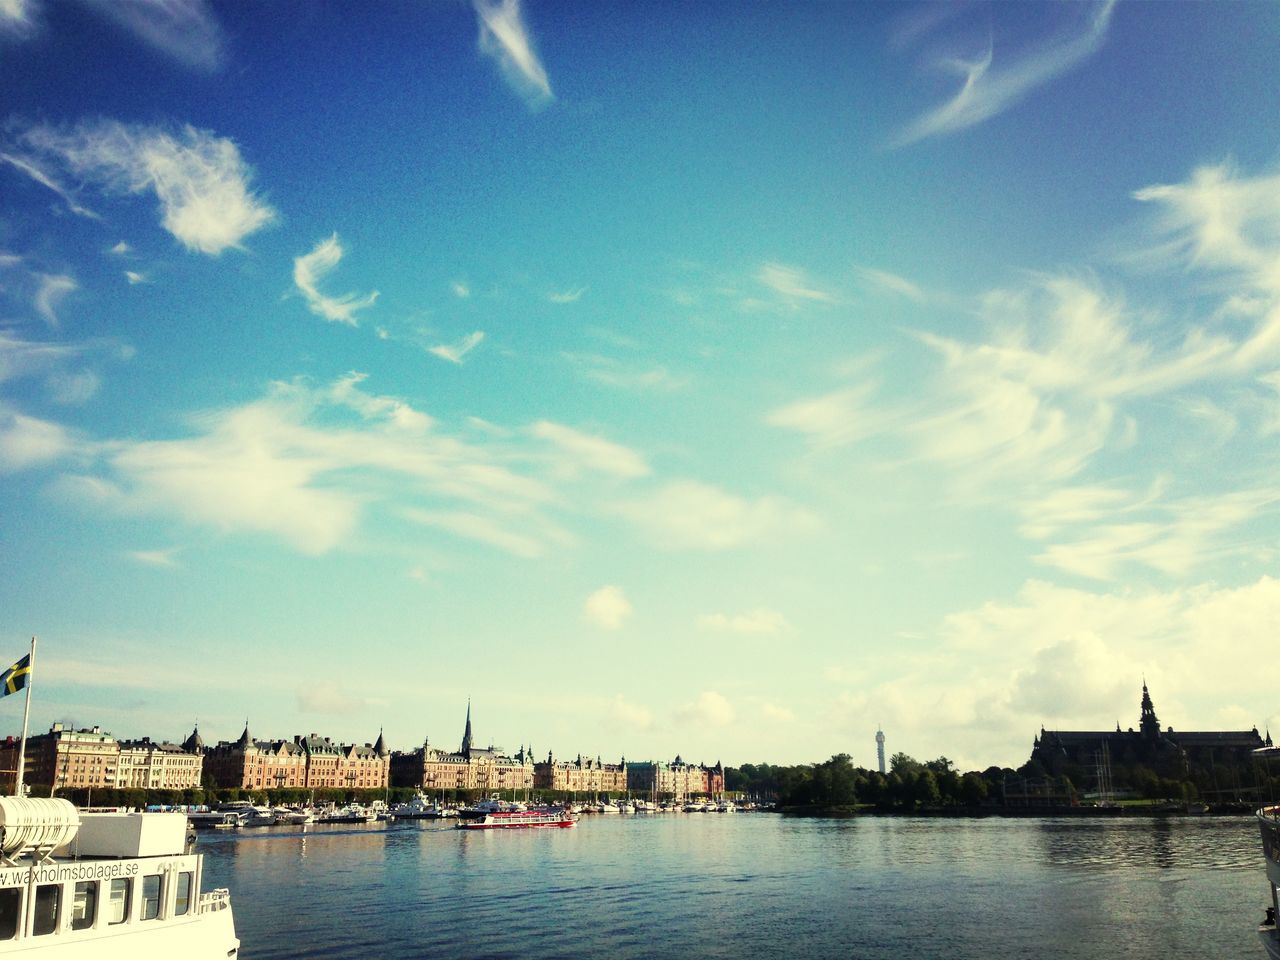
[0,889,19,940]
[174,872,193,916]
[107,878,131,924]
[72,881,97,931]
[140,875,161,921]
[33,884,59,936]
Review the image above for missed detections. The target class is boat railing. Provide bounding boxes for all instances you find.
[199,888,233,914]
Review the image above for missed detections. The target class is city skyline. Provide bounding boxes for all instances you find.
[2,2,1279,769]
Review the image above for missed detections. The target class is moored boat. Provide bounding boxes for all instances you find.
[457,808,575,830]
[0,796,239,957]
[1259,803,1280,959]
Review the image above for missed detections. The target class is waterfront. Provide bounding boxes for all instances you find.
[200,813,1263,959]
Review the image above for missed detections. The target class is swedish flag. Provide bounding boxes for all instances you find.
[0,654,30,697]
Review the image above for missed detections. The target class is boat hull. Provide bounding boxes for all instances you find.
[5,905,238,958]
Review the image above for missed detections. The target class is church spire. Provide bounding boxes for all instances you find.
[461,700,473,757]
[1139,680,1161,739]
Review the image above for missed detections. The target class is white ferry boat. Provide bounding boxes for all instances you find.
[1258,804,1280,959]
[457,808,575,830]
[0,796,238,958]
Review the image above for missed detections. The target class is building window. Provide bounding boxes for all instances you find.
[140,876,161,921]
[33,885,59,936]
[107,878,131,924]
[72,881,97,930]
[174,872,193,916]
[0,889,19,940]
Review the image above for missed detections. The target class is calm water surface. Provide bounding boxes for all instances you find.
[199,814,1266,959]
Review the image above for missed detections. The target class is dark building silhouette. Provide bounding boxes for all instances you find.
[1030,682,1269,789]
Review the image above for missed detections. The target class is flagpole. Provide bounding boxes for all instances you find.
[14,636,34,798]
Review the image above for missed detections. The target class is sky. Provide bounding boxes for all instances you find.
[2,0,1280,772]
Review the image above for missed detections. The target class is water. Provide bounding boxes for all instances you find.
[199,814,1267,959]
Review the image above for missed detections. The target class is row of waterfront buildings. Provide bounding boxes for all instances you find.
[0,704,725,800]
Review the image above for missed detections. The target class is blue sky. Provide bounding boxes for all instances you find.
[2,0,1280,770]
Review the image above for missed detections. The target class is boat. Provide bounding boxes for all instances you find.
[1259,802,1280,958]
[316,804,376,824]
[456,808,576,830]
[388,794,453,820]
[0,796,239,957]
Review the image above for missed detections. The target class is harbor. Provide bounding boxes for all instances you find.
[197,809,1264,960]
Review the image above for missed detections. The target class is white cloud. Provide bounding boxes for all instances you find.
[293,234,379,325]
[0,409,76,472]
[108,241,132,256]
[757,262,834,303]
[676,691,735,728]
[125,271,147,285]
[698,608,791,634]
[614,480,817,551]
[429,331,485,364]
[86,0,224,71]
[583,585,632,630]
[0,0,38,38]
[608,694,653,729]
[451,280,471,298]
[761,703,796,723]
[548,287,586,304]
[1,152,100,219]
[820,576,1280,769]
[530,420,649,478]
[21,120,275,255]
[854,265,925,302]
[1134,163,1280,294]
[33,274,76,327]
[563,352,686,392]
[474,0,553,107]
[403,508,544,558]
[896,1,1116,146]
[297,680,366,716]
[766,383,882,449]
[47,370,101,405]
[127,548,180,568]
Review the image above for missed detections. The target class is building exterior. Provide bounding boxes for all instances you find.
[116,737,204,790]
[1030,683,1269,787]
[534,753,627,794]
[627,757,724,801]
[0,724,120,793]
[389,703,534,795]
[0,723,202,793]
[204,724,389,791]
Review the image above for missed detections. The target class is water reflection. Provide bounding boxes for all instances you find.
[199,814,1262,960]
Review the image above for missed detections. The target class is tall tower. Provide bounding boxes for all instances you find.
[1139,681,1161,740]
[876,726,886,775]
[461,700,473,757]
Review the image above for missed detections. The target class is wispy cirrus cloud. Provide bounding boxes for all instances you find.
[293,234,379,325]
[530,420,649,478]
[562,352,686,392]
[614,480,817,551]
[895,1,1116,146]
[127,547,180,568]
[18,120,275,255]
[0,0,38,39]
[84,0,225,71]
[34,274,77,328]
[0,408,76,472]
[548,287,586,304]
[757,262,834,304]
[473,0,553,108]
[429,331,484,364]
[1,152,100,219]
[854,265,926,302]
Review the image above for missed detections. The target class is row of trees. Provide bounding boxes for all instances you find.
[729,753,1011,812]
